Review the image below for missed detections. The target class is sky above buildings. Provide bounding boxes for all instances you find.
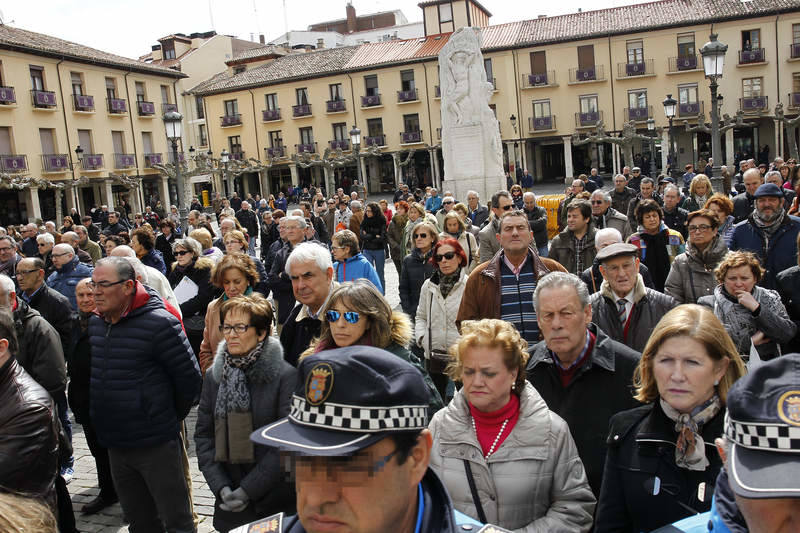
[4,0,651,59]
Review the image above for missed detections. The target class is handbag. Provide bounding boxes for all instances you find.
[463,460,488,524]
[427,296,450,375]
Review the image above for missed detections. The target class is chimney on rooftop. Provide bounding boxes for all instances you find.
[317,38,325,49]
[259,34,265,44]
[346,3,357,34]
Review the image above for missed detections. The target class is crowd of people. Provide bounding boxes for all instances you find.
[2,157,800,533]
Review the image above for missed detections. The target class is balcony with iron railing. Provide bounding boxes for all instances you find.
[168,152,185,164]
[296,142,317,154]
[162,103,178,113]
[326,99,347,113]
[668,55,700,72]
[0,86,15,105]
[365,135,386,147]
[529,115,557,132]
[625,105,653,121]
[31,89,57,108]
[137,100,156,116]
[229,151,245,161]
[81,154,104,170]
[400,130,423,144]
[569,65,605,84]
[617,59,654,78]
[397,89,418,103]
[40,154,68,172]
[739,48,766,64]
[144,153,162,168]
[790,93,800,108]
[678,101,704,117]
[329,139,350,151]
[220,114,242,127]
[522,71,556,88]
[265,146,286,158]
[72,94,94,112]
[791,43,800,59]
[489,77,497,90]
[107,97,127,114]
[740,95,768,112]
[262,108,281,121]
[293,104,312,117]
[575,110,603,128]
[361,94,382,107]
[0,154,27,173]
[114,153,136,169]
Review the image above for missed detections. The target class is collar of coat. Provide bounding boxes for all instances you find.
[481,247,550,280]
[600,273,646,304]
[528,323,619,374]
[211,335,285,383]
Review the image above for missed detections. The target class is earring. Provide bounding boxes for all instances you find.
[714,379,720,386]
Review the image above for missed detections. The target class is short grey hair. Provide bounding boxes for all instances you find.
[350,201,362,211]
[283,215,308,230]
[523,191,535,201]
[220,218,235,228]
[533,272,590,314]
[36,232,55,245]
[442,196,454,204]
[0,274,15,301]
[286,242,333,276]
[109,245,136,258]
[172,237,202,258]
[640,177,655,187]
[663,184,680,196]
[590,190,611,203]
[53,243,74,257]
[62,231,79,244]
[466,190,479,199]
[96,256,136,282]
[743,167,763,182]
[613,173,626,182]
[120,256,147,284]
[765,170,782,182]
[595,227,622,247]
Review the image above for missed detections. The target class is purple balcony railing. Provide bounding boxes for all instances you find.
[365,135,385,147]
[623,61,647,76]
[575,111,602,127]
[401,130,422,144]
[220,114,242,127]
[262,108,281,121]
[107,98,127,113]
[114,153,135,168]
[0,86,16,104]
[229,151,245,161]
[740,96,768,112]
[529,116,555,131]
[0,155,27,173]
[41,154,68,172]
[670,55,698,72]
[266,146,285,158]
[296,143,316,154]
[570,66,602,83]
[739,48,766,64]
[144,153,162,167]
[326,99,346,113]
[73,94,94,111]
[168,152,185,164]
[397,89,418,102]
[293,104,312,117]
[792,93,800,108]
[329,139,350,151]
[82,154,104,170]
[791,43,800,59]
[361,94,381,107]
[526,71,553,87]
[137,101,156,116]
[679,101,703,117]
[31,90,57,108]
[626,105,652,121]
[162,103,178,113]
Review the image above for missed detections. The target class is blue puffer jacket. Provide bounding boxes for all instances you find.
[46,254,93,310]
[333,253,384,293]
[89,282,201,448]
[730,213,800,289]
[141,248,167,275]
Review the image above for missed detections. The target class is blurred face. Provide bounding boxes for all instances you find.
[413,228,434,253]
[734,495,800,533]
[744,174,762,195]
[91,264,134,317]
[174,246,193,267]
[75,281,95,314]
[706,203,727,225]
[263,213,273,225]
[599,256,640,296]
[443,199,454,211]
[623,166,630,175]
[445,218,460,234]
[590,196,608,216]
[0,239,15,263]
[435,244,461,275]
[279,220,288,240]
[224,237,245,253]
[290,261,333,310]
[221,221,234,236]
[285,222,304,245]
[223,309,266,356]
[467,194,478,209]
[460,345,517,413]
[724,265,757,296]
[756,196,782,221]
[497,215,533,255]
[642,211,661,233]
[566,209,589,233]
[538,285,593,362]
[108,213,117,224]
[365,206,374,218]
[694,182,708,196]
[652,336,728,414]
[640,182,654,198]
[16,260,42,292]
[663,189,680,209]
[572,180,584,193]
[523,195,535,210]
[614,176,626,191]
[408,208,420,222]
[188,213,198,226]
[688,216,717,248]
[51,248,73,269]
[222,267,249,299]
[327,300,369,347]
[104,240,117,255]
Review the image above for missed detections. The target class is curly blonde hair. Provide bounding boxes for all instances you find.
[689,174,713,197]
[447,319,529,392]
[714,250,764,285]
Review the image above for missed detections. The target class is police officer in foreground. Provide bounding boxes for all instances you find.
[235,345,508,533]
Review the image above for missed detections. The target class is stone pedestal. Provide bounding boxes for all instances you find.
[563,137,574,179]
[26,187,42,222]
[289,163,299,187]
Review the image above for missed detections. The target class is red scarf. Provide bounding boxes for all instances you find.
[468,394,520,458]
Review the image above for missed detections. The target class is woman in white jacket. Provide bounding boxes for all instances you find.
[439,211,480,273]
[415,237,468,401]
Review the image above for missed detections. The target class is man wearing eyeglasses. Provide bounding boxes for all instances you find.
[88,257,200,532]
[589,190,631,241]
[46,243,93,311]
[36,232,56,278]
[435,196,456,231]
[477,190,514,263]
[20,223,40,258]
[0,235,22,284]
[17,257,73,360]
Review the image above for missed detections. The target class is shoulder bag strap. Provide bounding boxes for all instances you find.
[687,265,698,303]
[463,459,488,524]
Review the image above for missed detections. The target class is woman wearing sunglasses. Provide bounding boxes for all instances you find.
[168,237,217,361]
[304,279,443,414]
[399,221,439,320]
[415,238,469,401]
[195,295,297,532]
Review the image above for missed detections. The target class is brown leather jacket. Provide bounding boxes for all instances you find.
[456,247,566,330]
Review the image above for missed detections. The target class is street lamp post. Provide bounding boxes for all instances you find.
[700,33,728,193]
[647,118,657,178]
[162,110,187,233]
[509,114,518,177]
[220,149,230,197]
[662,94,678,182]
[350,125,361,197]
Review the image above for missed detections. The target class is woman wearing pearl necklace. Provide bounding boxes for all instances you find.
[428,319,596,531]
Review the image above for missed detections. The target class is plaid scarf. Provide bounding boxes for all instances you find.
[574,233,589,273]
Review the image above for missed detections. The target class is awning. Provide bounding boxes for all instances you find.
[189,174,212,184]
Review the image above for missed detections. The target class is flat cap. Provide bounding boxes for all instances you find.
[596,242,638,262]
[753,183,784,198]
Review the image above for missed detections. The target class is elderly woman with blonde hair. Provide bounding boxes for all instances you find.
[428,318,595,531]
[440,211,479,272]
[595,304,746,532]
[682,174,713,212]
[190,227,224,263]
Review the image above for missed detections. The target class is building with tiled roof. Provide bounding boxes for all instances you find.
[190,0,800,202]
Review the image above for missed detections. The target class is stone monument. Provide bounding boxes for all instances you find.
[439,27,505,202]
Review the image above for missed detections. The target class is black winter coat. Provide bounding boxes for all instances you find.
[595,402,724,532]
[26,284,74,362]
[527,323,641,496]
[399,248,435,317]
[236,209,259,238]
[360,215,387,250]
[13,297,66,395]
[280,303,322,367]
[68,317,92,424]
[524,205,549,249]
[268,241,302,324]
[776,265,800,353]
[168,258,217,330]
[155,232,177,268]
[732,192,755,223]
[663,206,689,240]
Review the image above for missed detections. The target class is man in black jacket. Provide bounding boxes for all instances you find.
[301,201,329,244]
[732,167,763,223]
[101,211,127,236]
[235,201,260,255]
[16,257,73,358]
[610,174,636,215]
[528,271,640,496]
[465,190,489,228]
[523,192,549,257]
[662,184,689,239]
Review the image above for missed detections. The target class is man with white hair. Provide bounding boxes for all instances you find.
[235,200,259,255]
[268,216,308,326]
[47,243,93,310]
[61,231,93,265]
[44,220,61,243]
[349,200,364,239]
[0,235,22,283]
[214,218,235,252]
[20,223,39,257]
[36,231,56,277]
[466,190,489,227]
[580,228,655,293]
[590,189,631,241]
[523,191,550,257]
[435,195,456,231]
[109,246,181,316]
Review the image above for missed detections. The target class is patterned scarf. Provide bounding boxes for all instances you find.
[214,341,263,464]
[438,268,462,299]
[752,207,786,240]
[660,394,721,471]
